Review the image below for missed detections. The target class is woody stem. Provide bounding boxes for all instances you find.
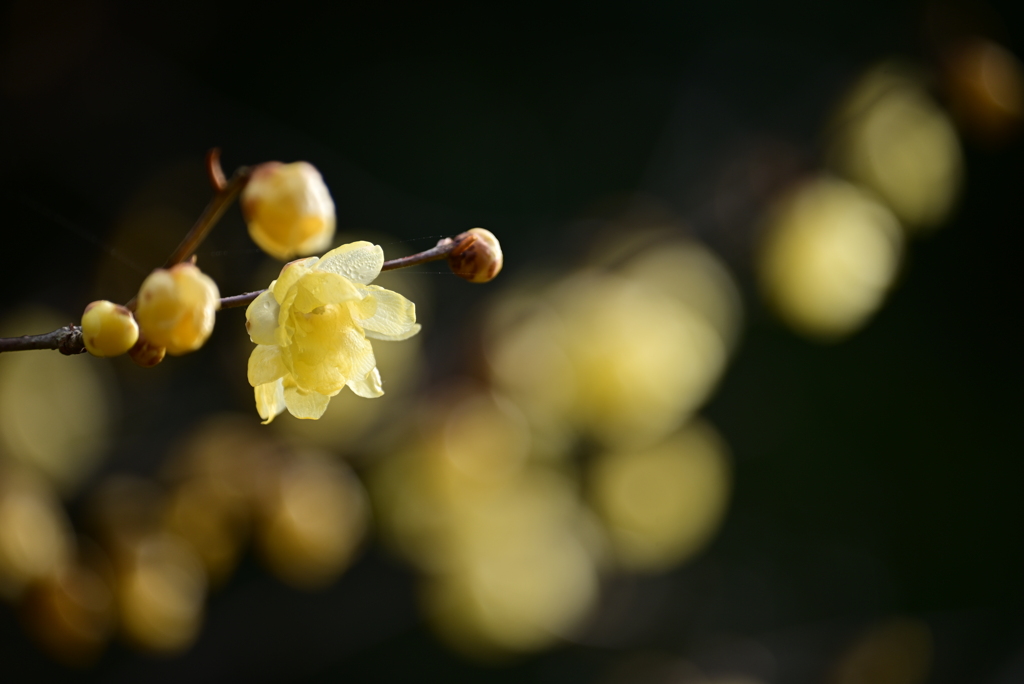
[124,155,252,312]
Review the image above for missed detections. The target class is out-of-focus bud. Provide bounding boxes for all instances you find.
[23,556,115,666]
[0,309,113,493]
[81,300,139,358]
[942,38,1024,146]
[828,63,962,232]
[0,467,73,600]
[829,617,932,684]
[128,333,166,368]
[758,176,903,340]
[134,263,220,356]
[241,161,336,261]
[589,421,731,573]
[448,228,503,283]
[162,477,247,587]
[114,533,206,654]
[256,453,368,589]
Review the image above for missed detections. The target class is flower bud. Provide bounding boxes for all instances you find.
[134,263,220,356]
[128,334,166,368]
[81,301,139,358]
[447,228,503,283]
[241,162,336,261]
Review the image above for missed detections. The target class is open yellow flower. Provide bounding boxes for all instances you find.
[246,242,420,423]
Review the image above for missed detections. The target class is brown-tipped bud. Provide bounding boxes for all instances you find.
[81,301,139,358]
[128,334,166,368]
[447,228,503,283]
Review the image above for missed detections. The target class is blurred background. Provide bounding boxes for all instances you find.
[1,0,1023,682]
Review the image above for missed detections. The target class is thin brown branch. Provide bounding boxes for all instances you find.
[125,158,253,311]
[220,290,265,309]
[379,235,462,271]
[217,234,474,309]
[0,325,86,355]
[163,166,252,269]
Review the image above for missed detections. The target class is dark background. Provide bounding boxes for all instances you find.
[1,0,1023,681]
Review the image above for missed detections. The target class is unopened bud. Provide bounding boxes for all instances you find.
[241,162,336,261]
[447,228,503,283]
[81,301,139,358]
[128,334,166,368]
[134,263,220,356]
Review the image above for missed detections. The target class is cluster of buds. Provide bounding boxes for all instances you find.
[80,262,220,367]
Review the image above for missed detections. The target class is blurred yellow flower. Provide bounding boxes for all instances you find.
[246,242,420,423]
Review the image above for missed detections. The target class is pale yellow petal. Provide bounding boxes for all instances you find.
[245,290,280,345]
[347,367,384,398]
[283,386,331,420]
[291,271,361,313]
[364,323,421,342]
[316,242,383,285]
[255,379,287,424]
[275,287,299,348]
[248,344,288,387]
[272,257,319,303]
[346,332,378,384]
[353,285,420,340]
[288,305,362,395]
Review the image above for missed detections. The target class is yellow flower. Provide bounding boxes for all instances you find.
[241,162,336,260]
[246,242,420,423]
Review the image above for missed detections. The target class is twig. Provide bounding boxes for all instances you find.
[380,236,462,272]
[124,153,252,311]
[218,235,469,310]
[0,325,86,355]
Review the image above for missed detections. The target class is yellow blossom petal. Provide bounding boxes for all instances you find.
[245,290,280,345]
[275,287,299,348]
[292,271,362,314]
[255,379,287,424]
[272,258,318,304]
[248,345,288,387]
[353,285,421,341]
[347,367,384,398]
[283,386,331,420]
[316,242,383,285]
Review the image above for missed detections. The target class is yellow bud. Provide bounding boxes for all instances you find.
[241,161,336,260]
[134,263,220,356]
[81,300,139,358]
[448,228,503,283]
